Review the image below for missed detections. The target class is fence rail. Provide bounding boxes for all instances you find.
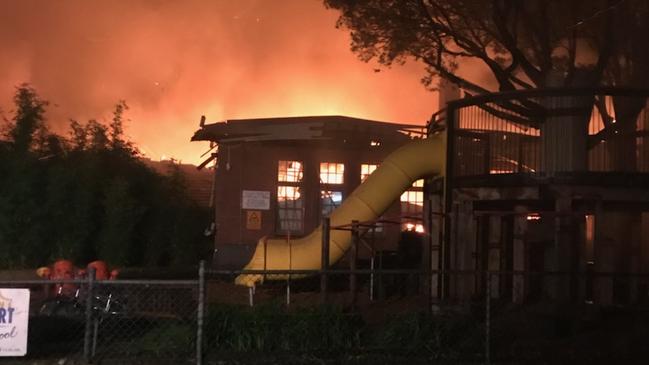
[3,264,649,364]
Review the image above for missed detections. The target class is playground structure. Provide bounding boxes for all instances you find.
[195,88,649,305]
[195,88,649,304]
[192,116,428,271]
[234,133,445,286]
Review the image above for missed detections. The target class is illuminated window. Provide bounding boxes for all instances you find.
[321,191,343,217]
[401,188,424,232]
[400,191,424,214]
[411,179,424,187]
[278,160,303,182]
[277,186,304,232]
[277,160,304,232]
[361,163,378,182]
[320,162,344,184]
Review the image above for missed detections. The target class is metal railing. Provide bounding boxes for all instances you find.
[430,88,649,178]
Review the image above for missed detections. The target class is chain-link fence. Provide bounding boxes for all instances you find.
[3,267,649,364]
[0,277,199,364]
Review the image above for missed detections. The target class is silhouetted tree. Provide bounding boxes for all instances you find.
[69,119,88,151]
[326,0,649,171]
[324,0,644,92]
[109,100,136,154]
[86,119,109,151]
[597,2,649,170]
[0,85,50,267]
[7,83,48,153]
[0,86,211,269]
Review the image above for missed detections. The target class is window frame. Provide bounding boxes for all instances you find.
[320,190,343,218]
[400,179,425,232]
[360,163,379,183]
[276,160,305,234]
[319,161,345,185]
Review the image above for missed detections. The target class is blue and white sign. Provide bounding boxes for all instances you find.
[0,289,30,357]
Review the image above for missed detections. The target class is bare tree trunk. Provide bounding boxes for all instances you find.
[607,96,646,172]
[541,95,592,174]
[541,71,593,174]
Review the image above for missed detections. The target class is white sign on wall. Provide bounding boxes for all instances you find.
[0,289,30,357]
[242,190,271,210]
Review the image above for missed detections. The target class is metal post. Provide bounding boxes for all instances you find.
[286,279,291,307]
[263,237,268,284]
[196,261,205,365]
[369,257,375,302]
[286,231,292,307]
[350,220,359,309]
[425,191,434,314]
[92,318,99,358]
[321,217,330,305]
[83,267,96,363]
[370,225,376,302]
[442,103,456,300]
[485,271,491,365]
[378,248,384,300]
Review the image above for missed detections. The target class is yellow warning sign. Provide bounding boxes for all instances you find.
[246,210,262,230]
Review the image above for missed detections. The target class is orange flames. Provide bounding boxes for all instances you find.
[0,0,436,164]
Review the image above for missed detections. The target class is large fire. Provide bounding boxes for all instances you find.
[0,0,437,164]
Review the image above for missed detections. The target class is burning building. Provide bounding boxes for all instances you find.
[192,88,649,306]
[191,116,426,269]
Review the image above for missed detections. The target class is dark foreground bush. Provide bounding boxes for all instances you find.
[202,304,481,362]
[205,304,363,353]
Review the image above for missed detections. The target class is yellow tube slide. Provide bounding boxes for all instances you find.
[235,132,445,287]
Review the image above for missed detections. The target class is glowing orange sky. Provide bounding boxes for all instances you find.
[0,0,438,164]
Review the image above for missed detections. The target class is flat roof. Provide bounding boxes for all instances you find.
[191,115,425,143]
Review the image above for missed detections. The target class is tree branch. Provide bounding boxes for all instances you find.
[492,0,543,86]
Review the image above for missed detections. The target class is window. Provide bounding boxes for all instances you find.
[321,190,343,217]
[411,179,424,187]
[277,186,303,232]
[320,162,344,184]
[319,162,344,219]
[278,160,303,182]
[400,183,424,232]
[400,190,424,214]
[361,163,378,182]
[277,160,304,233]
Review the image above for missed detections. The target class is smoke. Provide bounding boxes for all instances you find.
[0,0,436,163]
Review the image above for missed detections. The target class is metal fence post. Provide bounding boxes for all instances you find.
[369,256,375,301]
[83,267,95,363]
[485,271,491,365]
[350,220,359,309]
[321,217,330,305]
[287,231,292,307]
[196,260,206,365]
